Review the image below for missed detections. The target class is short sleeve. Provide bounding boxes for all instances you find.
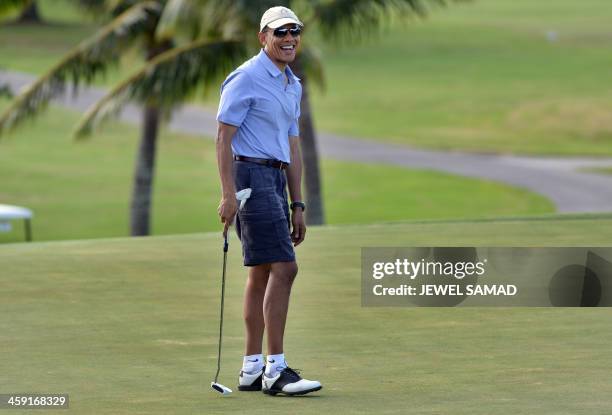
[288,83,302,137]
[216,71,253,127]
[288,119,299,137]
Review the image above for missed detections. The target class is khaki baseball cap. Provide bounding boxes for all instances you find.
[259,6,303,32]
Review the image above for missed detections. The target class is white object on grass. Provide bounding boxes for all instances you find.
[0,204,33,241]
[235,188,252,211]
[0,204,33,220]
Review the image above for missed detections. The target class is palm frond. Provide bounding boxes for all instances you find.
[74,39,245,138]
[72,0,112,20]
[105,0,146,16]
[0,0,27,17]
[156,0,196,40]
[229,0,285,30]
[156,0,273,43]
[0,1,161,137]
[309,0,452,43]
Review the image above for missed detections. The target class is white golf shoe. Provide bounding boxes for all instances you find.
[238,367,264,391]
[262,367,322,396]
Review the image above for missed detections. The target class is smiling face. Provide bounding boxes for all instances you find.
[258,23,301,70]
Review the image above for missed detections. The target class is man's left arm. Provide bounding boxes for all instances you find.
[286,135,306,246]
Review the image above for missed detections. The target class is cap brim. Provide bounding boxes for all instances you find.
[266,17,303,29]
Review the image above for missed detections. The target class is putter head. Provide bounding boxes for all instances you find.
[211,382,233,396]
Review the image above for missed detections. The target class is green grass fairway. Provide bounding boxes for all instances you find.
[311,0,612,155]
[2,216,612,414]
[0,104,553,243]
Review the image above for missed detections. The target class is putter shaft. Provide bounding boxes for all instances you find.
[214,235,228,384]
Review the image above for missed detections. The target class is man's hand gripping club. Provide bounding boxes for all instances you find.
[219,188,252,237]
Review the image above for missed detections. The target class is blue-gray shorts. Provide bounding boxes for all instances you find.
[233,160,295,266]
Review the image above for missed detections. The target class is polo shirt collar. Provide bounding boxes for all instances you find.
[286,65,300,83]
[258,49,300,84]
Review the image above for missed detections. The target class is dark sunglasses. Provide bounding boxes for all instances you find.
[272,26,302,38]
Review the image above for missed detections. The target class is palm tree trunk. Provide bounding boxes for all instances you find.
[130,104,159,236]
[292,55,325,225]
[129,41,172,236]
[17,0,42,24]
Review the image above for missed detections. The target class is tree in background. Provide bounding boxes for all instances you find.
[17,0,42,23]
[154,0,464,225]
[0,0,465,235]
[0,0,245,236]
[94,0,464,226]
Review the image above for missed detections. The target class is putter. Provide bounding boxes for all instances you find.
[211,188,251,396]
[211,233,233,396]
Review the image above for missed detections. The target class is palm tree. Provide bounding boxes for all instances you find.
[0,0,463,235]
[155,0,464,225]
[0,0,245,236]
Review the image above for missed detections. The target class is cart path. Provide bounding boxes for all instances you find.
[3,70,612,213]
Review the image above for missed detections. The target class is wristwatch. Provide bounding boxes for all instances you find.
[290,201,306,212]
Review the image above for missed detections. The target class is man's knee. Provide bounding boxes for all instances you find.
[288,262,298,280]
[282,261,298,283]
[272,261,298,284]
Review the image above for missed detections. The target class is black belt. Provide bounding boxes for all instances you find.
[234,155,289,170]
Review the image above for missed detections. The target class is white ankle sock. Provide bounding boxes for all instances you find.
[242,354,264,374]
[265,353,287,377]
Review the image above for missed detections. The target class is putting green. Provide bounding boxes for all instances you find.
[2,215,612,414]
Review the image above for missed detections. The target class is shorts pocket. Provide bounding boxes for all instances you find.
[242,219,282,250]
[240,168,284,218]
[240,217,295,265]
[240,187,276,216]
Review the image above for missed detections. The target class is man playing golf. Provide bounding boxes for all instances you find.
[215,6,322,396]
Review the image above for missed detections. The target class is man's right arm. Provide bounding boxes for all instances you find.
[216,121,238,236]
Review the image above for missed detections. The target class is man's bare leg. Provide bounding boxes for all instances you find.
[244,263,271,355]
[261,260,320,396]
[264,261,298,355]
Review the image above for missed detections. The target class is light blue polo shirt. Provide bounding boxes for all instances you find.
[216,49,302,163]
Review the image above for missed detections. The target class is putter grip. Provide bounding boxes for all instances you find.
[223,238,228,253]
